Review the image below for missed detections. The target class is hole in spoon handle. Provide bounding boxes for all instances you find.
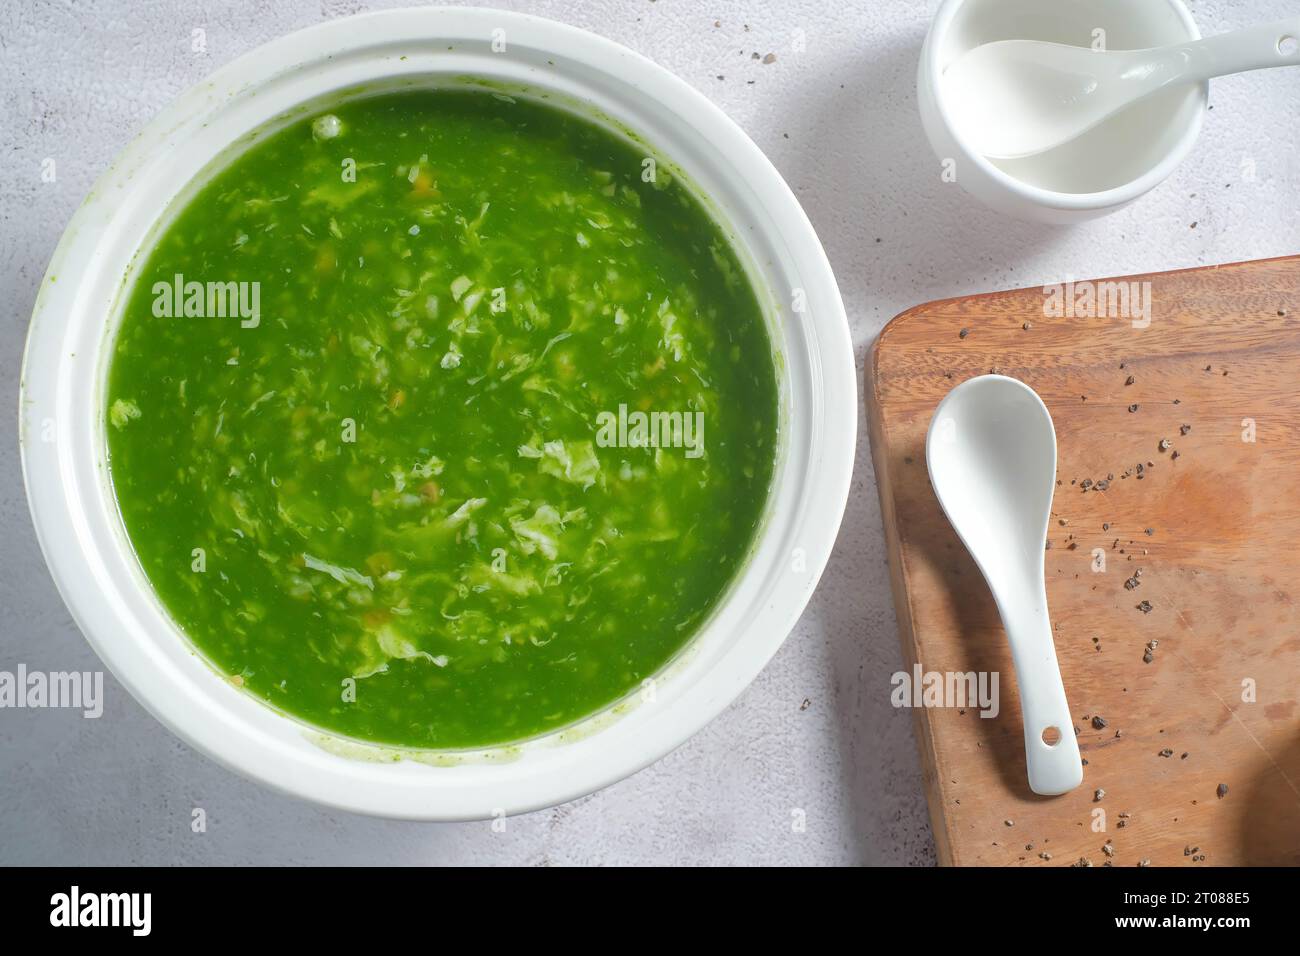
[1025,708,1082,795]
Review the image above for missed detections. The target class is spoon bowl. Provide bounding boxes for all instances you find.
[927,375,1082,796]
[945,18,1300,159]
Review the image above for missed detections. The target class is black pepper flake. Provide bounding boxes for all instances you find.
[1217,783,1229,799]
[1092,715,1108,730]
[959,328,969,339]
[1128,403,1139,413]
[1137,600,1153,613]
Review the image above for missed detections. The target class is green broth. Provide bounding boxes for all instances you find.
[106,89,778,749]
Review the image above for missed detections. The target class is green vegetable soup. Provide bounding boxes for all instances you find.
[106,89,779,749]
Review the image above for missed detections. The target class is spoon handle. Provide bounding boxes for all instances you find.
[1002,592,1082,796]
[1178,18,1300,83]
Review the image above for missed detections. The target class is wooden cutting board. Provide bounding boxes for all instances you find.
[866,255,1300,867]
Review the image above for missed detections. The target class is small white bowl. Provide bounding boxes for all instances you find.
[918,0,1207,223]
[18,8,855,819]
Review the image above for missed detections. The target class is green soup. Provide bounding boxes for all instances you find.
[106,89,779,749]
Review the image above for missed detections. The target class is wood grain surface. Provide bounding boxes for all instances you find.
[866,255,1300,867]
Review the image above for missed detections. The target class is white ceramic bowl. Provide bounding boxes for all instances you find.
[918,0,1207,223]
[18,8,854,819]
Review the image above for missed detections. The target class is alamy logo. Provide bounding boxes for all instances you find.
[50,886,151,936]
[0,664,102,718]
[595,403,704,459]
[1043,280,1152,328]
[890,663,1000,718]
[152,272,261,328]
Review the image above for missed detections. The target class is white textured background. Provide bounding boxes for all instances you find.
[2,0,1297,866]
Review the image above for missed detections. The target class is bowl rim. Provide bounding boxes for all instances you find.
[17,6,856,819]
[922,0,1207,211]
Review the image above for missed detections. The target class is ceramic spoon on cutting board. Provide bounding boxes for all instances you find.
[926,375,1082,796]
[945,17,1300,159]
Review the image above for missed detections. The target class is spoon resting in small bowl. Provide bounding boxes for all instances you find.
[944,17,1300,159]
